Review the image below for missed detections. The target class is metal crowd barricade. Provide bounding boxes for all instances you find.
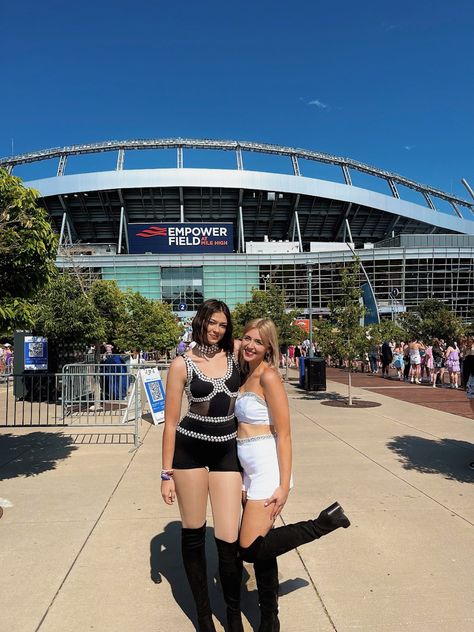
[60,360,170,449]
[0,360,170,450]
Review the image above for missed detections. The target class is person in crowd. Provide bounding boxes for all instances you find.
[294,343,302,370]
[423,342,433,384]
[445,340,461,389]
[431,338,445,387]
[287,344,295,368]
[368,343,379,374]
[236,318,350,631]
[462,341,474,469]
[392,343,405,381]
[402,343,410,382]
[408,339,425,384]
[129,349,143,366]
[161,299,244,632]
[381,340,393,379]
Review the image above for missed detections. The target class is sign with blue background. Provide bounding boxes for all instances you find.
[24,336,48,371]
[139,367,165,424]
[127,222,234,254]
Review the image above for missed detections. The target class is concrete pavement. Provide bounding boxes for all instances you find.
[1,373,473,632]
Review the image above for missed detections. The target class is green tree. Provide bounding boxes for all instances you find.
[115,292,181,353]
[399,299,464,342]
[34,273,105,362]
[89,280,126,345]
[316,260,366,405]
[232,283,303,344]
[0,169,58,332]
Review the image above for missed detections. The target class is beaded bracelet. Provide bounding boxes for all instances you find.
[161,469,174,481]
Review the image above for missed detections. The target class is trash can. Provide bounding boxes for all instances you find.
[304,356,326,391]
[299,357,306,388]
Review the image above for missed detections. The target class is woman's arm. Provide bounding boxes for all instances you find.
[261,368,292,518]
[161,356,187,504]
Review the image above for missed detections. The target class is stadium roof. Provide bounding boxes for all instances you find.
[2,139,473,247]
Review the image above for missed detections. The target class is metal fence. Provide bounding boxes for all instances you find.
[0,362,169,449]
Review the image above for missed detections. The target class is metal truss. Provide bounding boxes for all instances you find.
[1,138,473,212]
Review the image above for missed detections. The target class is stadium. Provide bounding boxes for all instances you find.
[1,138,474,321]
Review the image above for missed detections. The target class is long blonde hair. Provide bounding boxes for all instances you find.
[240,318,280,372]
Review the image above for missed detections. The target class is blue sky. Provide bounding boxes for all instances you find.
[1,0,473,199]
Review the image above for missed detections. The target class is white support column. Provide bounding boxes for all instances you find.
[291,155,300,176]
[238,205,245,253]
[116,149,125,170]
[58,213,67,249]
[57,155,67,176]
[6,164,13,175]
[118,206,125,254]
[450,202,463,219]
[387,178,400,199]
[423,192,437,211]
[342,165,352,185]
[177,147,183,168]
[294,210,303,252]
[236,147,243,170]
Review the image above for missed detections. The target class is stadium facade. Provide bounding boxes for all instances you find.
[1,139,474,321]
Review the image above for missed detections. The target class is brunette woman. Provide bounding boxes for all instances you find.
[161,299,243,632]
[236,318,350,631]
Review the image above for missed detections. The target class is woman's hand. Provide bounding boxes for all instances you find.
[161,479,176,505]
[264,485,289,520]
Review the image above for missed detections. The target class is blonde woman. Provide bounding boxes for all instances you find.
[236,318,350,632]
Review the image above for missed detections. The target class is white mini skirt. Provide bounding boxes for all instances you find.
[237,434,293,500]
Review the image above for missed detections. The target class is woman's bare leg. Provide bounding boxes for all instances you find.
[208,471,242,541]
[239,500,275,548]
[174,468,210,527]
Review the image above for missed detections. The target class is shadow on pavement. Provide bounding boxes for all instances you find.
[290,391,346,402]
[150,522,312,630]
[150,522,226,630]
[0,431,77,480]
[387,435,474,483]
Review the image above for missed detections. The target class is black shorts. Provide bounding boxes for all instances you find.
[173,431,241,472]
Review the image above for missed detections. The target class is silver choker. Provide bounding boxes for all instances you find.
[196,343,220,355]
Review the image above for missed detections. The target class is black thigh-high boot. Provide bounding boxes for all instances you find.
[240,502,350,563]
[214,538,244,632]
[254,557,280,632]
[182,524,217,632]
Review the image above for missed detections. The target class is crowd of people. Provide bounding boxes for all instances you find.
[0,343,13,379]
[364,338,474,388]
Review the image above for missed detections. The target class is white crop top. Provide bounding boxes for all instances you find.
[234,391,272,426]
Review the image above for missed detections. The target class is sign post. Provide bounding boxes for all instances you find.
[139,367,166,425]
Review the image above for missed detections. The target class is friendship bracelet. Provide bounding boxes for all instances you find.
[161,469,174,481]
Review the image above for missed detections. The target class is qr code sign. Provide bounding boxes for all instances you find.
[148,381,163,402]
[28,343,44,357]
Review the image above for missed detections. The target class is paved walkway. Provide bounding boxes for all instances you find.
[1,374,474,631]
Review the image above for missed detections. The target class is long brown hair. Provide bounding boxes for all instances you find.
[191,299,234,353]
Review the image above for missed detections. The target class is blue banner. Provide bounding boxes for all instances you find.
[127,222,234,254]
[361,282,380,326]
[24,336,48,371]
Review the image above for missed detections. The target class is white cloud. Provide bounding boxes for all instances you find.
[308,99,328,110]
[404,145,415,151]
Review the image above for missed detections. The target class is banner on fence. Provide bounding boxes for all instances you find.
[139,367,165,424]
[24,336,48,371]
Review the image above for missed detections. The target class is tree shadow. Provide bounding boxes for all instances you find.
[387,435,474,483]
[290,391,346,402]
[150,522,311,631]
[0,431,77,480]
